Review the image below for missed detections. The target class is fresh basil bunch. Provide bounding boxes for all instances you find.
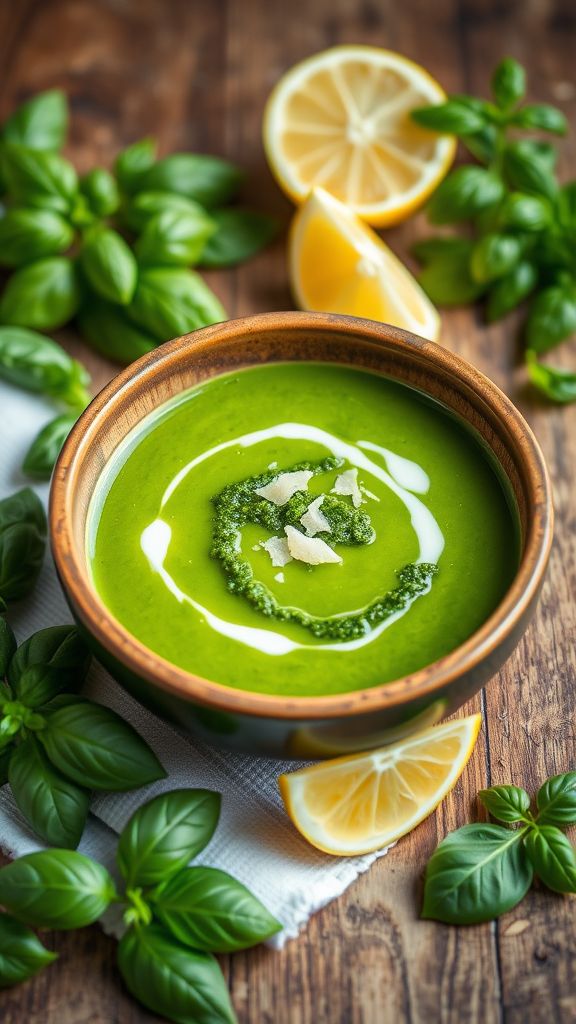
[0,620,165,847]
[0,489,46,610]
[422,772,576,924]
[0,788,281,1022]
[412,58,576,403]
[0,89,277,370]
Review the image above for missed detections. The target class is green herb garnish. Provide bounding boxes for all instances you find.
[0,489,46,610]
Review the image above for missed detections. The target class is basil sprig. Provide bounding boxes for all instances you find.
[423,772,576,924]
[0,789,281,1022]
[0,623,165,846]
[412,57,576,403]
[0,490,46,610]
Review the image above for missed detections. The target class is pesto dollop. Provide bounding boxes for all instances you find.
[211,458,438,642]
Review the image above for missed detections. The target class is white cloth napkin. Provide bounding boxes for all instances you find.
[0,379,390,946]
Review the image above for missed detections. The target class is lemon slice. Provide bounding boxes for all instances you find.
[289,187,440,340]
[263,45,455,226]
[279,714,481,855]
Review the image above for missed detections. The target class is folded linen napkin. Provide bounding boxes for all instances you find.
[0,379,390,946]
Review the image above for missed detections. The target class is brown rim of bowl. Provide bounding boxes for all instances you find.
[50,312,553,721]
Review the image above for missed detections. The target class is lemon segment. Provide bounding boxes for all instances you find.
[279,714,482,855]
[263,45,455,226]
[289,187,440,340]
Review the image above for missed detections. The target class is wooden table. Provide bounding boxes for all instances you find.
[1,1,575,1021]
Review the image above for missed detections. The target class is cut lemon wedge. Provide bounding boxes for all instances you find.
[263,46,455,226]
[279,714,481,855]
[289,187,440,339]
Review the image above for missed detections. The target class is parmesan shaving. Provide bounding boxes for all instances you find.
[300,495,331,537]
[332,468,363,508]
[255,470,313,506]
[261,536,293,567]
[284,525,342,565]
[274,572,285,583]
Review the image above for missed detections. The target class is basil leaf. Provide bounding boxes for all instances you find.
[0,257,80,331]
[123,190,208,232]
[486,262,537,322]
[0,490,46,608]
[536,771,576,824]
[135,208,216,267]
[115,138,157,195]
[0,850,115,928]
[22,412,79,480]
[498,192,552,232]
[80,228,137,305]
[127,267,226,341]
[0,912,57,988]
[80,168,120,217]
[117,789,220,886]
[478,784,531,822]
[37,699,165,790]
[526,355,576,404]
[525,284,576,354]
[8,736,89,848]
[427,167,505,224]
[0,327,90,407]
[200,209,278,268]
[0,208,74,267]
[470,232,522,284]
[461,124,498,163]
[503,141,558,200]
[140,154,243,208]
[411,99,486,135]
[524,826,576,893]
[491,58,525,110]
[421,823,532,924]
[511,103,568,135]
[77,299,157,365]
[0,617,17,677]
[1,145,77,212]
[2,90,68,151]
[0,487,46,535]
[117,923,237,1024]
[153,866,281,952]
[559,181,576,228]
[416,240,486,306]
[9,625,91,704]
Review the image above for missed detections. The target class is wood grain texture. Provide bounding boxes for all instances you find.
[0,0,575,1022]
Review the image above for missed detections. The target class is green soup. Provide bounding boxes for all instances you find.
[89,362,519,697]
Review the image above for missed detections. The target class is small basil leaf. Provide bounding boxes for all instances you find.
[422,823,532,924]
[525,285,576,354]
[0,617,17,677]
[411,99,486,135]
[491,58,525,110]
[0,327,90,406]
[8,736,89,848]
[135,208,216,267]
[123,191,208,232]
[199,209,278,268]
[153,866,281,952]
[0,912,57,988]
[1,145,77,212]
[559,181,576,227]
[140,154,243,208]
[80,168,120,217]
[536,771,576,824]
[80,228,137,305]
[503,141,558,200]
[0,208,74,267]
[115,138,157,195]
[478,785,531,822]
[0,488,46,536]
[460,124,498,163]
[77,299,157,365]
[427,166,505,224]
[117,789,220,886]
[498,192,552,232]
[37,699,165,790]
[486,262,537,322]
[22,412,79,480]
[412,236,472,263]
[9,625,91,704]
[117,923,237,1024]
[526,355,576,404]
[0,850,116,928]
[127,267,226,341]
[0,257,80,331]
[2,91,68,151]
[524,826,576,893]
[69,194,97,229]
[511,103,568,135]
[417,241,486,306]
[0,515,46,606]
[470,233,522,284]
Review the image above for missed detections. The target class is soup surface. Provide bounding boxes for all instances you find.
[89,361,519,696]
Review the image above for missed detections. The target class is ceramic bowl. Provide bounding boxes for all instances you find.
[50,312,553,758]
